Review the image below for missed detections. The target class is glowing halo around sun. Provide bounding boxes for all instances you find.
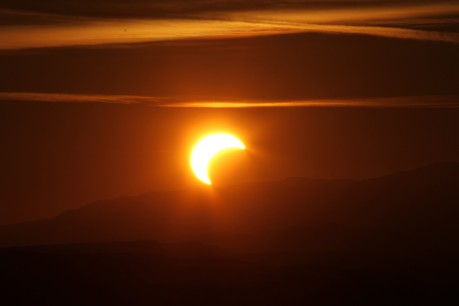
[190,133,246,185]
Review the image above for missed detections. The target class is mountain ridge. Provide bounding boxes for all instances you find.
[0,162,458,250]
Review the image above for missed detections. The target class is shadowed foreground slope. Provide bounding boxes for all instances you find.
[2,238,457,306]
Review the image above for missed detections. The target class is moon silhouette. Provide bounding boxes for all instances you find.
[190,133,246,185]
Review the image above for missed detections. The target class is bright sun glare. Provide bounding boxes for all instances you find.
[190,133,246,185]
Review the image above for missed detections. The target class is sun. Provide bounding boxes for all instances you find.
[190,133,246,185]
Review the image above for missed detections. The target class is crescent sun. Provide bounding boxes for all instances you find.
[190,133,246,185]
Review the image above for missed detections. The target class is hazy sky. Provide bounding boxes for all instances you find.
[0,0,458,223]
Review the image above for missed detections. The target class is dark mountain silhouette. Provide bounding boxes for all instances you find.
[0,162,458,251]
[1,163,458,305]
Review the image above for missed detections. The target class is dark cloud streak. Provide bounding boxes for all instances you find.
[1,1,453,21]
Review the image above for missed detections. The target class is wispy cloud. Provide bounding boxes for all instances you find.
[1,92,458,108]
[0,92,169,105]
[0,1,458,49]
[0,19,304,50]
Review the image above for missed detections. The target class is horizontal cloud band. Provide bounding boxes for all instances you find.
[1,92,459,109]
[0,2,458,49]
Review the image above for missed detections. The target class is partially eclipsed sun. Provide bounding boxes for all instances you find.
[191,133,246,185]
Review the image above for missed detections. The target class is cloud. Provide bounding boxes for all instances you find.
[0,19,303,50]
[0,1,458,49]
[2,1,457,21]
[1,92,459,108]
[0,92,170,105]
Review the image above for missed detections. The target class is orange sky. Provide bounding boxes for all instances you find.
[1,0,459,223]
